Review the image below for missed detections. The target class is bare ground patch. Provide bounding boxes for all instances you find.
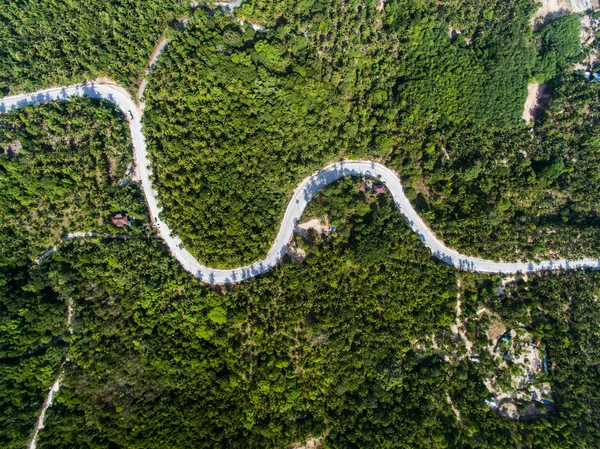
[531,0,573,29]
[296,217,330,238]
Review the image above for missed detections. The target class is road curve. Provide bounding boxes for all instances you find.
[2,82,600,284]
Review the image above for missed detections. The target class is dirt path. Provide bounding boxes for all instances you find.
[137,37,170,104]
[28,300,73,449]
[523,83,542,123]
[36,233,161,265]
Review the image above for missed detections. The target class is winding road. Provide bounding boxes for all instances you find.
[2,82,599,284]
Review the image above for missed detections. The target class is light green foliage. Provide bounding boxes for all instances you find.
[399,74,600,261]
[0,0,185,95]
[441,0,535,37]
[534,14,582,83]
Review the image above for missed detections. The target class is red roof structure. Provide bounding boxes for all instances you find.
[111,213,128,228]
[359,180,367,193]
[373,184,386,194]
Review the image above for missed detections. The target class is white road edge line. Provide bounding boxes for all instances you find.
[2,82,599,284]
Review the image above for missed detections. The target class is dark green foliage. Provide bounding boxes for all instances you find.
[144,1,577,267]
[35,181,459,448]
[0,98,151,448]
[0,2,599,448]
[12,181,596,448]
[0,346,64,449]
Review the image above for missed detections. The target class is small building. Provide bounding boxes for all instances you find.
[373,184,386,194]
[359,180,367,193]
[111,213,129,228]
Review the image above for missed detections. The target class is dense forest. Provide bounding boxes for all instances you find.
[0,0,185,95]
[0,179,594,448]
[0,98,150,447]
[143,0,598,267]
[406,73,600,260]
[1,346,64,449]
[1,0,600,448]
[0,98,150,269]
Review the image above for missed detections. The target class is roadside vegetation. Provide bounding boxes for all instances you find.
[407,74,600,261]
[0,97,150,271]
[144,0,596,267]
[0,98,150,446]
[2,179,592,449]
[1,1,599,447]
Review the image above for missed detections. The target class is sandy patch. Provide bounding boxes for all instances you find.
[487,319,507,345]
[523,83,542,123]
[448,26,472,45]
[497,401,519,419]
[124,161,142,182]
[287,245,306,262]
[572,0,592,12]
[296,218,330,237]
[215,0,243,10]
[483,328,553,419]
[531,0,573,28]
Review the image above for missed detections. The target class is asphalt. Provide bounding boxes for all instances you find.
[2,83,599,284]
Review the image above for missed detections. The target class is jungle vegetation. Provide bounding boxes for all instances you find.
[0,179,593,448]
[0,97,150,271]
[0,0,599,448]
[0,98,150,447]
[143,0,595,267]
[0,0,185,95]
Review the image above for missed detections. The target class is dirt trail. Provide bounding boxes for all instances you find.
[137,37,170,103]
[28,300,73,449]
[531,0,573,28]
[523,83,542,123]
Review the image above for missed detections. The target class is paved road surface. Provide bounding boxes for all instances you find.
[2,82,599,284]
